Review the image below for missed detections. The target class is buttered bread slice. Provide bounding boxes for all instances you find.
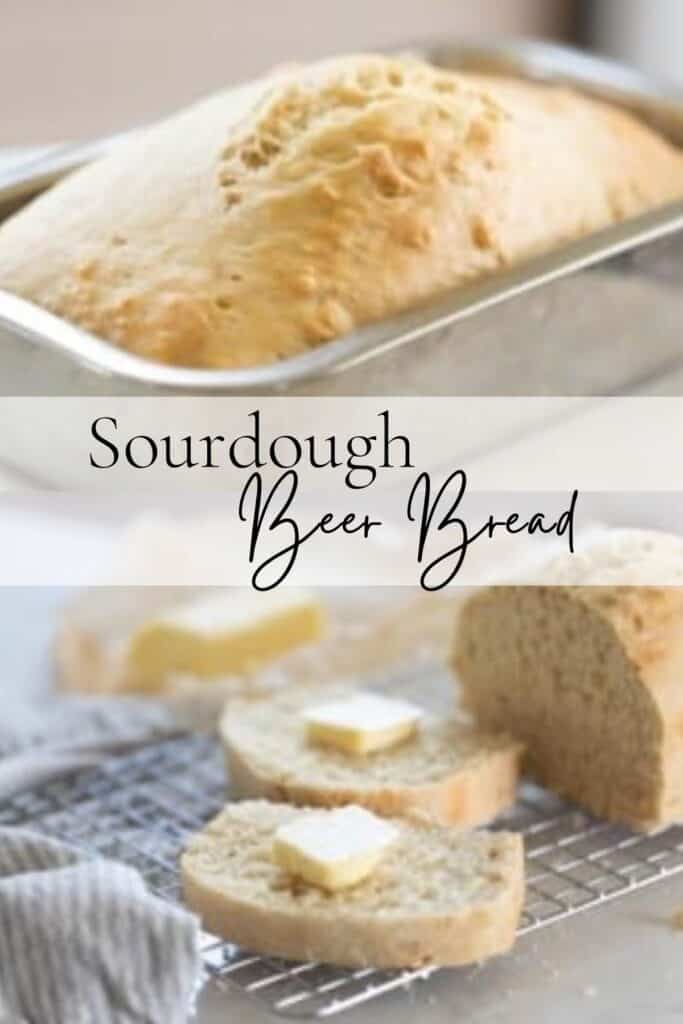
[220,685,522,826]
[181,800,524,968]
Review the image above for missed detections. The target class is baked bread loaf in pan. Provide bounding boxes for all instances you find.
[0,54,682,369]
[454,531,683,832]
[221,684,522,826]
[181,799,524,968]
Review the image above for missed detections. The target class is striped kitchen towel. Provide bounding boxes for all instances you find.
[0,827,202,1024]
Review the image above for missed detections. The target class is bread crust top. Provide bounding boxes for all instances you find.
[221,682,519,787]
[2,55,683,368]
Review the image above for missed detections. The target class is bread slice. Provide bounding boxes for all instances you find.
[124,588,325,690]
[1,56,682,369]
[55,584,459,697]
[454,531,683,831]
[220,685,522,826]
[181,800,524,968]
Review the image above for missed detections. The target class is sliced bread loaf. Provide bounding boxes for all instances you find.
[454,531,683,831]
[181,800,524,967]
[220,684,522,826]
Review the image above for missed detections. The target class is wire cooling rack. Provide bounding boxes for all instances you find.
[3,715,683,1018]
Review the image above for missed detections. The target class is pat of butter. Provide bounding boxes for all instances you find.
[126,588,324,690]
[273,805,399,891]
[303,691,422,755]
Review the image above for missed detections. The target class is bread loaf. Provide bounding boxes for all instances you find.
[221,684,522,826]
[454,531,683,831]
[181,800,524,967]
[1,55,682,368]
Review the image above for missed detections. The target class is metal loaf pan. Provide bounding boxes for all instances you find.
[1,37,683,397]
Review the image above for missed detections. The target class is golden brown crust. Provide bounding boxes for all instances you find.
[1,56,682,368]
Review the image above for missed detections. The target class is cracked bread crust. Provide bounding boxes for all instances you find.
[1,55,682,368]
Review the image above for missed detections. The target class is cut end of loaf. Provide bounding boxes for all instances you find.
[454,585,674,830]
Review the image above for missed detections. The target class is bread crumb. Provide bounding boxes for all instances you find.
[671,908,683,929]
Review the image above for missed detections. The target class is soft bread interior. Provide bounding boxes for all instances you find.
[221,683,522,825]
[455,586,665,827]
[181,800,524,967]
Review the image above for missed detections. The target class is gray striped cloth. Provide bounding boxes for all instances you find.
[0,699,204,1024]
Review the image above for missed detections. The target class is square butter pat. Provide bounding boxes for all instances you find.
[303,691,423,755]
[272,806,399,891]
[127,588,324,688]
